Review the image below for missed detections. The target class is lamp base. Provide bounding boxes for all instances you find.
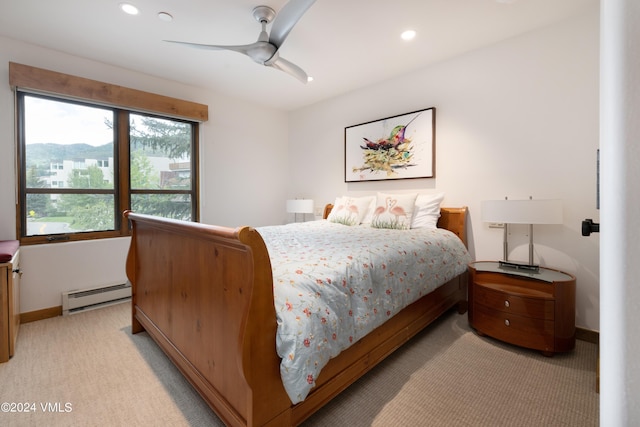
[499,260,540,272]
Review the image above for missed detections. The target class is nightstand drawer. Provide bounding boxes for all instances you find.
[474,282,554,320]
[473,304,555,352]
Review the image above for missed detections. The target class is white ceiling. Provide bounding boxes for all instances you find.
[0,0,597,111]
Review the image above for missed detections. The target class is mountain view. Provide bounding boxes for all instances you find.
[25,143,113,166]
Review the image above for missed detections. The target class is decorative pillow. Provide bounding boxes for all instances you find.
[359,196,377,224]
[327,196,372,226]
[370,193,418,230]
[411,193,445,229]
[326,196,345,221]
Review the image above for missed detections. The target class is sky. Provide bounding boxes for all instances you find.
[24,95,114,146]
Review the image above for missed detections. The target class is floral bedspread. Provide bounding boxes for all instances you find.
[256,220,472,404]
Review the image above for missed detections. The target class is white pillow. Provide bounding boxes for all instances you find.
[411,193,445,229]
[328,196,373,226]
[371,193,418,230]
[359,196,377,224]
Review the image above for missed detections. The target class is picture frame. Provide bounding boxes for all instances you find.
[344,107,435,182]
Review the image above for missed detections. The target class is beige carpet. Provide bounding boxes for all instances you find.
[0,302,598,426]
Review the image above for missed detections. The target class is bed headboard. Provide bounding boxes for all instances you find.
[322,204,468,248]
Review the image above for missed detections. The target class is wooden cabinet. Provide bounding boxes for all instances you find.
[1,249,20,363]
[468,261,575,356]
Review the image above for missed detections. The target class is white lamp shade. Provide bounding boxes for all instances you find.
[481,199,563,224]
[286,199,315,214]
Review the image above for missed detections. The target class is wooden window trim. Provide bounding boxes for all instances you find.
[9,62,208,122]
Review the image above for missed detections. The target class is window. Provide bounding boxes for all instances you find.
[129,113,195,220]
[11,63,207,244]
[17,92,199,244]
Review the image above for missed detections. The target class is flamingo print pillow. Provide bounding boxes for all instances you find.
[327,196,373,226]
[371,192,418,230]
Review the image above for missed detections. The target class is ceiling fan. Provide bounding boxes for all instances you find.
[165,0,316,83]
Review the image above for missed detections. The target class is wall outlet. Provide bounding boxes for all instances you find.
[489,223,505,228]
[315,207,323,217]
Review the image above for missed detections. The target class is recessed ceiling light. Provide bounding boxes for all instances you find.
[120,3,139,15]
[158,12,173,22]
[307,76,314,83]
[401,30,416,41]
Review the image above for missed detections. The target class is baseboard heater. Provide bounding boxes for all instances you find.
[62,282,131,315]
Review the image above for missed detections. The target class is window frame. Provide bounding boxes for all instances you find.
[10,63,207,245]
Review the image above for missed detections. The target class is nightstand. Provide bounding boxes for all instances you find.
[468,261,575,356]
[0,242,20,363]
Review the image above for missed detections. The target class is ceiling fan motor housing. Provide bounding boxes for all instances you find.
[253,6,276,24]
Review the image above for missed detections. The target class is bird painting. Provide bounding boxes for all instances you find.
[359,113,420,151]
[353,112,421,177]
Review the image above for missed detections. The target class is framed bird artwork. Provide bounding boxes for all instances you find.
[344,107,435,182]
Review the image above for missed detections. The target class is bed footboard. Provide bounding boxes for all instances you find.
[124,212,292,427]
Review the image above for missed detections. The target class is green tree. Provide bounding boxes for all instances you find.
[130,115,191,159]
[129,115,193,220]
[130,150,158,189]
[58,165,114,231]
[130,150,190,219]
[25,165,54,217]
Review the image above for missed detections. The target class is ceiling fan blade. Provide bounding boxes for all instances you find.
[268,0,316,49]
[165,40,278,64]
[165,40,252,55]
[267,56,309,84]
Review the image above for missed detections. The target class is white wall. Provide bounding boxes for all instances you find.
[200,94,290,227]
[0,36,289,313]
[288,8,600,331]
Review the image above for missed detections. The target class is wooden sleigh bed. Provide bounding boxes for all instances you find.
[124,205,469,426]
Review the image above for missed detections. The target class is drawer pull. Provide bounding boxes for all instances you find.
[504,319,510,326]
[504,300,510,308]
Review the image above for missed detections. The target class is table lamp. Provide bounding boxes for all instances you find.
[286,199,314,222]
[481,197,563,271]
